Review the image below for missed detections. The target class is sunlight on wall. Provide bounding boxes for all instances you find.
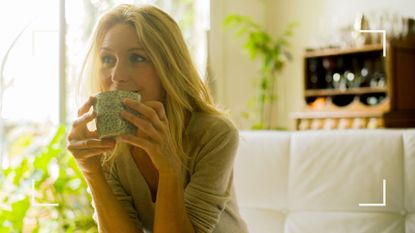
[0,0,59,125]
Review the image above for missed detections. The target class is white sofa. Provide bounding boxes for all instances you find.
[234,130,415,233]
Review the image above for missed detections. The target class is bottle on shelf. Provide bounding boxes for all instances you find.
[360,93,386,106]
[323,118,338,130]
[299,119,311,130]
[352,117,367,129]
[308,58,320,89]
[293,44,390,130]
[338,118,353,129]
[322,57,336,89]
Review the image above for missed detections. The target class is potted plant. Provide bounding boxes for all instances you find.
[224,15,297,129]
[0,125,97,232]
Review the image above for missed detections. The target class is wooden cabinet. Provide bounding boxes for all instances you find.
[292,44,390,130]
[384,35,415,127]
[293,35,415,130]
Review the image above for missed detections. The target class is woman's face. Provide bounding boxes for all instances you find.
[98,23,164,102]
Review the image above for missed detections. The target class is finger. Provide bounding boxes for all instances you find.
[67,123,99,142]
[78,96,96,117]
[72,111,97,129]
[121,110,161,140]
[67,138,115,150]
[119,134,152,153]
[144,101,167,121]
[123,99,160,123]
[71,148,112,160]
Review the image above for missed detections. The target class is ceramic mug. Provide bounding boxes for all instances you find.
[93,90,141,139]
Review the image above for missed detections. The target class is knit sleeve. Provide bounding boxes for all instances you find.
[90,166,143,230]
[184,121,239,233]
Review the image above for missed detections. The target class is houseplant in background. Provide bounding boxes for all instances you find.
[0,125,97,233]
[225,15,297,129]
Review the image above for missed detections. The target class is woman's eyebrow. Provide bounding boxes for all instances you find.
[99,47,145,52]
[128,47,145,52]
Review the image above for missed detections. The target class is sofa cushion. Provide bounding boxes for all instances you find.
[288,130,404,213]
[235,131,290,233]
[285,212,404,233]
[239,208,285,233]
[234,129,415,233]
[407,213,415,233]
[404,130,415,233]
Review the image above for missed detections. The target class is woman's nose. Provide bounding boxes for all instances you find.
[111,62,129,82]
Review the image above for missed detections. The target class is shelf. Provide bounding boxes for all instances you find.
[292,97,390,120]
[305,87,387,97]
[290,110,385,119]
[304,96,390,112]
[295,43,394,130]
[304,44,383,58]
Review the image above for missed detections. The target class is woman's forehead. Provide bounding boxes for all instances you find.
[101,24,141,51]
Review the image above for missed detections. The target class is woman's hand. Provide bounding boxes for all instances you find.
[67,96,116,175]
[119,99,180,175]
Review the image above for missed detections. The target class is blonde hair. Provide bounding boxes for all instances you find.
[77,4,223,169]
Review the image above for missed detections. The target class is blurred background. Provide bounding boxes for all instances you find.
[0,0,414,232]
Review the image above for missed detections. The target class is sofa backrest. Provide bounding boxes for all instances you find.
[234,130,415,233]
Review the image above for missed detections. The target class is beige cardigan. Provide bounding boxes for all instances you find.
[92,112,249,233]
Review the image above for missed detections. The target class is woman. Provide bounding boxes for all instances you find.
[67,4,248,233]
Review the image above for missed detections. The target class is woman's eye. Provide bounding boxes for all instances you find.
[130,54,145,63]
[101,56,115,65]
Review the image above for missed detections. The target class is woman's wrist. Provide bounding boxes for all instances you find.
[74,156,104,177]
[78,162,105,180]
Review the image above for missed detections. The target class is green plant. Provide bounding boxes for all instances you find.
[224,15,297,129]
[0,125,97,233]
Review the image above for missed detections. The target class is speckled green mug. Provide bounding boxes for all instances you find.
[93,90,141,139]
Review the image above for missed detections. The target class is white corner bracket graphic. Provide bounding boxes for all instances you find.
[31,179,59,207]
[358,30,387,57]
[358,179,386,207]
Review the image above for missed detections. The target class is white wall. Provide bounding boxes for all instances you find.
[210,0,415,130]
[209,0,267,129]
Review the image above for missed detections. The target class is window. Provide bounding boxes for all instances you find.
[0,0,60,169]
[0,0,210,169]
